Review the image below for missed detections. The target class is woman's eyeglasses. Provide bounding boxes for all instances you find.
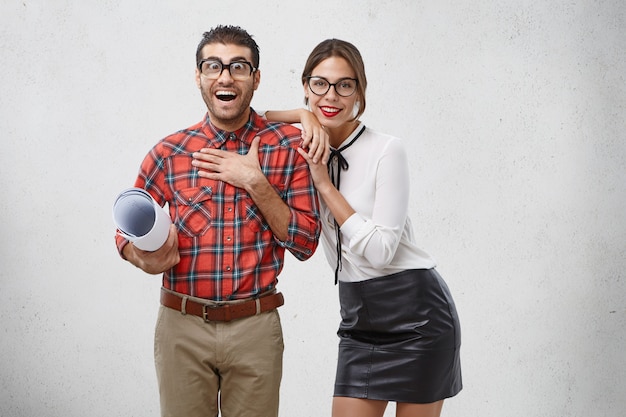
[306,76,358,97]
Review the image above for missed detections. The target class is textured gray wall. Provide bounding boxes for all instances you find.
[1,1,624,416]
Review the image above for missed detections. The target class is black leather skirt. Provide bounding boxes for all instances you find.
[334,268,462,403]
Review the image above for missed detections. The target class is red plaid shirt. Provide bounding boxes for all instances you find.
[116,110,321,300]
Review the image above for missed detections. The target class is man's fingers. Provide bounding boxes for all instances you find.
[248,136,261,156]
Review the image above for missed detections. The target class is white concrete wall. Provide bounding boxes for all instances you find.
[1,1,624,416]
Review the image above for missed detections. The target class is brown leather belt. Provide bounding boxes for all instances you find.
[160,288,284,322]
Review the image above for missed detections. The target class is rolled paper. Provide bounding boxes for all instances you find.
[113,187,172,251]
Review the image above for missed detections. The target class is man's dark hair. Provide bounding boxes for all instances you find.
[196,25,260,69]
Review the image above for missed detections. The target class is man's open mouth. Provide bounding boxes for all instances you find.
[216,91,237,102]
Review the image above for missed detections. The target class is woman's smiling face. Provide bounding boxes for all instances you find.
[304,56,359,141]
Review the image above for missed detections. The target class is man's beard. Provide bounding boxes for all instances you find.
[202,87,254,129]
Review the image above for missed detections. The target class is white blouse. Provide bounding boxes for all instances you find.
[320,123,436,283]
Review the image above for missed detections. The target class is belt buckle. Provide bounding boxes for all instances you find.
[202,304,217,322]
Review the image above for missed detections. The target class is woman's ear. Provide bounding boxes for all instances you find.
[303,83,309,106]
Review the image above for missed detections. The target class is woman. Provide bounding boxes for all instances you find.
[196,39,462,417]
[273,39,462,417]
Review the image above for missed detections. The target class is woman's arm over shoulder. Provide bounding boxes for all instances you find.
[264,109,329,164]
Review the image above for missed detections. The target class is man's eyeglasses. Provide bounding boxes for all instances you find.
[306,76,358,97]
[198,59,257,80]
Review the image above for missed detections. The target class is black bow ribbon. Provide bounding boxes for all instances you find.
[328,148,349,190]
[327,125,366,284]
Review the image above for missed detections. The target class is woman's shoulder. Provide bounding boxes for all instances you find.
[362,127,407,154]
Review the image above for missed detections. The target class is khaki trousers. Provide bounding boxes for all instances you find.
[154,305,284,417]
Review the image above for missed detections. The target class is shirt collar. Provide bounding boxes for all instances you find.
[332,122,366,151]
[200,108,262,147]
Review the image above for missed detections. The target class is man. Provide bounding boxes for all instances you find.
[116,25,321,417]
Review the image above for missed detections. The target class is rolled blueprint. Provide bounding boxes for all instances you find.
[113,187,172,251]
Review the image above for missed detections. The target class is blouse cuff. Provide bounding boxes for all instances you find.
[340,212,367,241]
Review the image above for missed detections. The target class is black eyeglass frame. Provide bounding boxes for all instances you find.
[197,59,258,79]
[306,76,358,97]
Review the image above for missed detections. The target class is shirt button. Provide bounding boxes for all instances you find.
[227,207,233,212]
[226,236,232,242]
[229,133,236,140]
[226,266,231,271]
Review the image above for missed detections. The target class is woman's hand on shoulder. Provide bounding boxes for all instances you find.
[296,147,333,193]
[299,109,329,164]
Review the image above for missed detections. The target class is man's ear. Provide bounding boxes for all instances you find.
[253,69,261,91]
[195,68,202,88]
